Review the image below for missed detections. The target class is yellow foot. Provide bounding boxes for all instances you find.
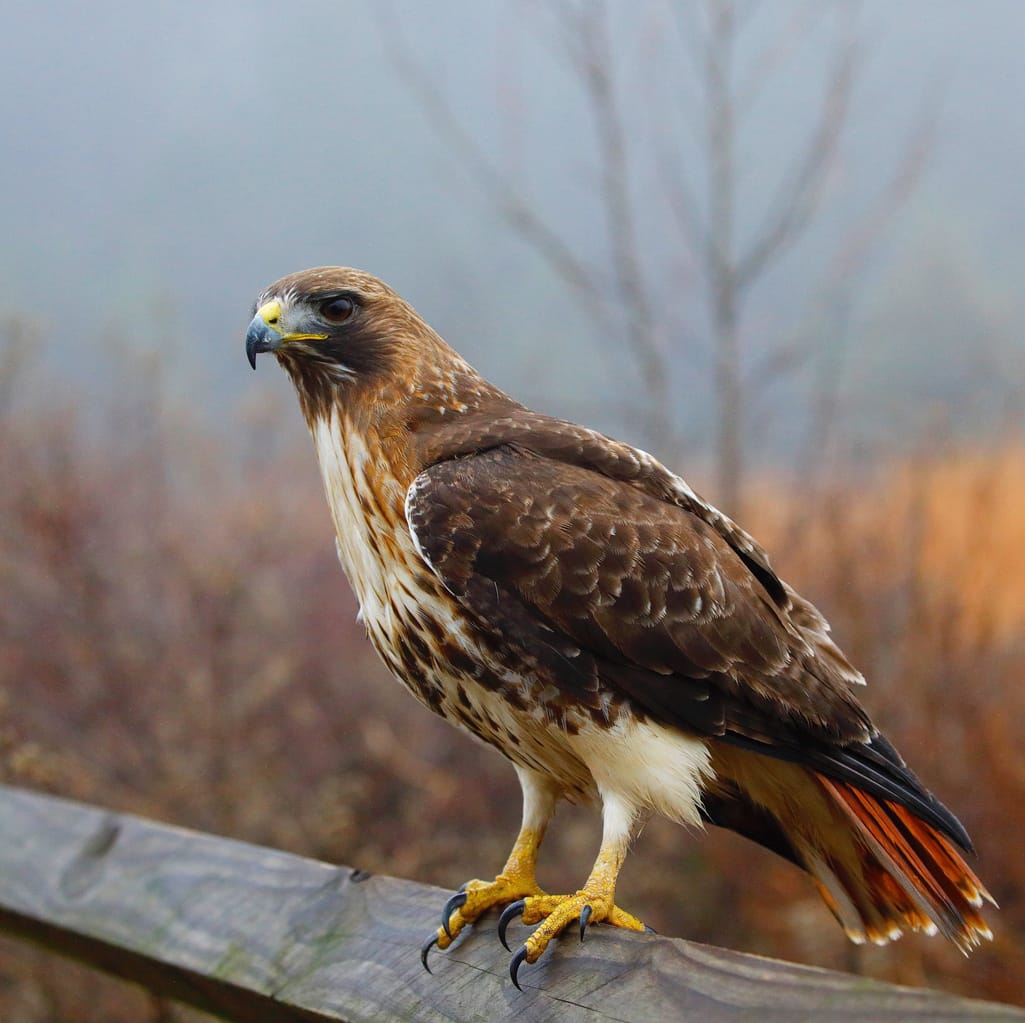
[500,891,648,989]
[420,874,546,970]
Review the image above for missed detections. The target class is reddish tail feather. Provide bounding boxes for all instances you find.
[816,775,994,951]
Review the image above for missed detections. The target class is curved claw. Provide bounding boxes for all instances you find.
[420,933,439,974]
[644,924,658,934]
[498,899,527,951]
[441,890,468,938]
[579,903,592,941]
[510,945,529,990]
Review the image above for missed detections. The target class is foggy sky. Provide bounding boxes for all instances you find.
[2,0,1022,460]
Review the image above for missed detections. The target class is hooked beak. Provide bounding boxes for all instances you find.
[246,300,284,370]
[245,298,329,370]
[246,316,283,370]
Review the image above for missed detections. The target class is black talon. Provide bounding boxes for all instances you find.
[510,945,529,990]
[420,933,439,973]
[644,924,658,934]
[579,904,592,941]
[498,899,527,951]
[441,890,468,938]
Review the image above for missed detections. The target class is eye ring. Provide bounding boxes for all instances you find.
[318,295,356,324]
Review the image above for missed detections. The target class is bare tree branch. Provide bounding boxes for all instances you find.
[656,139,709,273]
[703,0,746,512]
[827,81,939,282]
[747,125,935,420]
[795,86,939,484]
[735,6,860,293]
[563,2,677,446]
[750,334,819,390]
[735,0,830,115]
[383,0,932,512]
[379,3,604,311]
[671,0,714,87]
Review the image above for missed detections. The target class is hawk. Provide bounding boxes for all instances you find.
[245,266,992,986]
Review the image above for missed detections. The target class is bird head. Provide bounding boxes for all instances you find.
[245,266,412,377]
[246,266,507,433]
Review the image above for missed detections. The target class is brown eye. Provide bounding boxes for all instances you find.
[319,295,355,324]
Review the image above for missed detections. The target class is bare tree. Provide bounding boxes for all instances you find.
[384,0,932,518]
[690,0,857,513]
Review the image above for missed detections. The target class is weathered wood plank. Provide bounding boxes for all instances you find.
[0,783,1020,1022]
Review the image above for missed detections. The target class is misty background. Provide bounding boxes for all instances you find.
[3,0,1022,479]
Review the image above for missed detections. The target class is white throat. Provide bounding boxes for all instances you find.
[310,411,407,624]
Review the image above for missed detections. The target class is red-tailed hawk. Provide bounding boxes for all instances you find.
[246,267,992,986]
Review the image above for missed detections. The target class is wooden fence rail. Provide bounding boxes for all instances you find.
[0,783,1021,1022]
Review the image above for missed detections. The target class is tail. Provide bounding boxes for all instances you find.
[813,775,993,950]
[707,744,995,951]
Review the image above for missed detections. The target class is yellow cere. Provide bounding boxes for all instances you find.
[258,299,282,327]
[258,298,327,343]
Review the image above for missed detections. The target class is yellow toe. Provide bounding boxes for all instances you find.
[436,872,547,948]
[515,890,646,964]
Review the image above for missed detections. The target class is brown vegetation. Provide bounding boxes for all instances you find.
[1,347,1023,1019]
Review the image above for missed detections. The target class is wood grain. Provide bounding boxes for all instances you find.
[0,784,1020,1022]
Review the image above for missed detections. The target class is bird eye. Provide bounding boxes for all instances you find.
[318,295,356,324]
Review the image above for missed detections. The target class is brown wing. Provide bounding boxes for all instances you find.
[407,444,975,846]
[406,444,872,747]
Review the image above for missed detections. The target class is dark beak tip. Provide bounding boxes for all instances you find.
[245,316,283,371]
[245,328,263,371]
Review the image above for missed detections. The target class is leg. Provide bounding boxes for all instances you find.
[506,791,647,988]
[422,766,560,966]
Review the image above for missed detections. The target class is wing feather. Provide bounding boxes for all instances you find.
[406,445,870,746]
[407,416,972,854]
